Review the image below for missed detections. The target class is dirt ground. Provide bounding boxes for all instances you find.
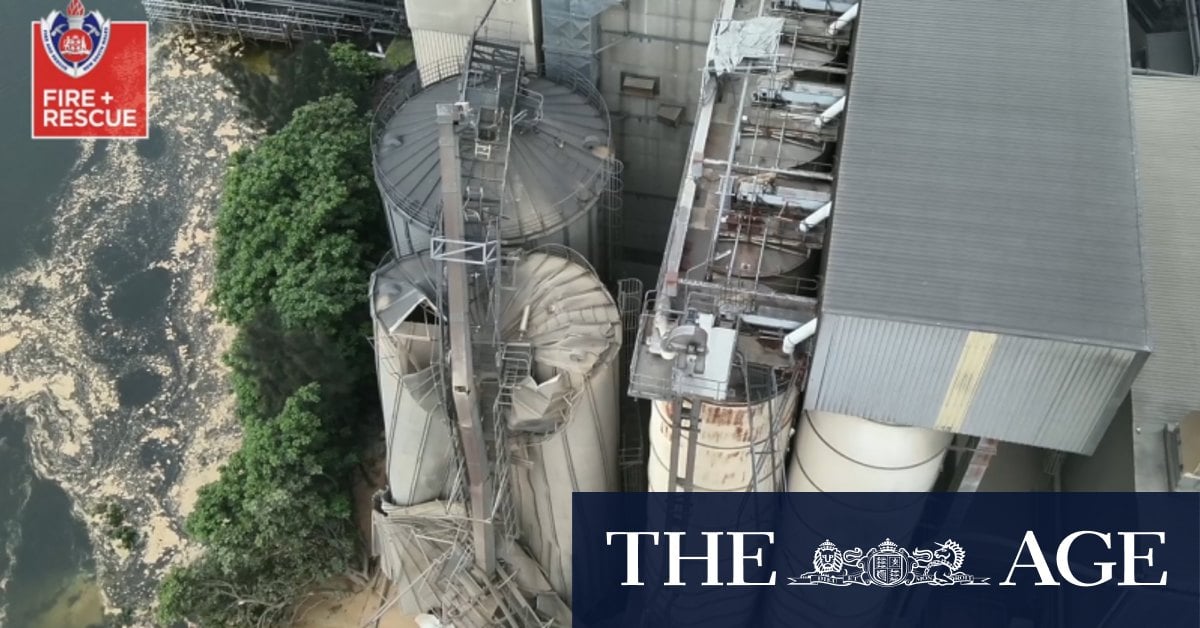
[292,582,417,628]
[291,445,418,628]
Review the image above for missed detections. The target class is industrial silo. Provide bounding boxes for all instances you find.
[371,64,618,269]
[641,305,802,493]
[762,411,952,627]
[646,388,798,492]
[369,253,454,508]
[502,248,622,604]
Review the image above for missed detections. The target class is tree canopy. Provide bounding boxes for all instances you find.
[157,385,358,627]
[212,94,386,332]
[158,41,393,627]
[221,41,382,133]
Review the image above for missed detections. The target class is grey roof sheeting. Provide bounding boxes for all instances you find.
[1129,76,1200,489]
[823,0,1150,351]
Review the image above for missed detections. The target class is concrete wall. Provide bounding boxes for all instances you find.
[405,0,539,68]
[595,0,723,280]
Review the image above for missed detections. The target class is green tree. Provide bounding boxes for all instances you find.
[162,44,387,628]
[221,41,382,132]
[212,94,386,331]
[224,310,362,421]
[157,385,357,628]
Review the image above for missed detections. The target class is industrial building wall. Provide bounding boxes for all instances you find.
[411,30,472,85]
[1061,398,1136,492]
[405,0,539,74]
[1127,76,1200,490]
[805,314,1141,455]
[595,0,722,284]
[822,0,1148,351]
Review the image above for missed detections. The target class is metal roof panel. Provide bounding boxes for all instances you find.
[823,0,1149,350]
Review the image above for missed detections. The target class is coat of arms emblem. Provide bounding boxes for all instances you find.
[789,538,989,587]
[39,0,112,78]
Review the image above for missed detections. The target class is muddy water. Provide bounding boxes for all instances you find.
[0,5,255,623]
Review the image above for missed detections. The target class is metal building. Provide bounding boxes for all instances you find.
[1126,75,1200,491]
[627,1,844,496]
[804,0,1150,456]
[141,0,405,42]
[403,0,541,80]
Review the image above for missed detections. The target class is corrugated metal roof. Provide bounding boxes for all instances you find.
[822,0,1149,350]
[1130,76,1200,430]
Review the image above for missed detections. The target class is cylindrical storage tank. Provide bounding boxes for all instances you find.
[369,254,453,507]
[504,249,622,605]
[764,411,952,627]
[372,67,617,269]
[647,387,798,493]
[637,382,797,627]
[789,410,951,493]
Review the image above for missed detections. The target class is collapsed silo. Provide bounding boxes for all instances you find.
[368,253,453,508]
[371,65,618,270]
[502,249,622,603]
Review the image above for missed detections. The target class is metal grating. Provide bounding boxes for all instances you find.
[141,0,404,42]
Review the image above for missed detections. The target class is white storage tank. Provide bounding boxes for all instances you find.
[504,249,622,604]
[638,381,799,626]
[788,410,951,493]
[764,410,952,626]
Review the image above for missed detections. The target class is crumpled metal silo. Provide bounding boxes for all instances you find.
[369,253,454,508]
[501,249,622,604]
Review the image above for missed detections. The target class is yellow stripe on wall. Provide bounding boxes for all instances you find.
[934,332,999,432]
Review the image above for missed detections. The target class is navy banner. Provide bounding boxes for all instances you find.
[572,493,1200,628]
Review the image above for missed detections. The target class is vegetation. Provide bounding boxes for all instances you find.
[382,38,415,71]
[220,41,385,133]
[157,42,389,627]
[158,386,357,626]
[93,501,140,551]
[212,94,386,331]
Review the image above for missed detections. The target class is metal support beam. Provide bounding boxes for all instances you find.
[954,437,999,493]
[435,102,496,574]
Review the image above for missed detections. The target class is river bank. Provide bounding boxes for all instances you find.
[0,32,254,624]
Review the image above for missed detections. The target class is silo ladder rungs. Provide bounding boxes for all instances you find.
[496,343,532,414]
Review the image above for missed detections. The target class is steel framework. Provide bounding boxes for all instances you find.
[141,0,404,42]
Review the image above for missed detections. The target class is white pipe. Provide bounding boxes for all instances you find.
[781,318,817,355]
[518,304,531,336]
[799,201,832,233]
[813,96,846,129]
[740,313,806,330]
[825,3,859,36]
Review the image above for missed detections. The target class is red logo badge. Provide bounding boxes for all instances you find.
[32,0,148,139]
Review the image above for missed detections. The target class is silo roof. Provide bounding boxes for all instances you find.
[501,251,620,428]
[822,0,1149,351]
[1128,76,1200,489]
[375,76,611,243]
